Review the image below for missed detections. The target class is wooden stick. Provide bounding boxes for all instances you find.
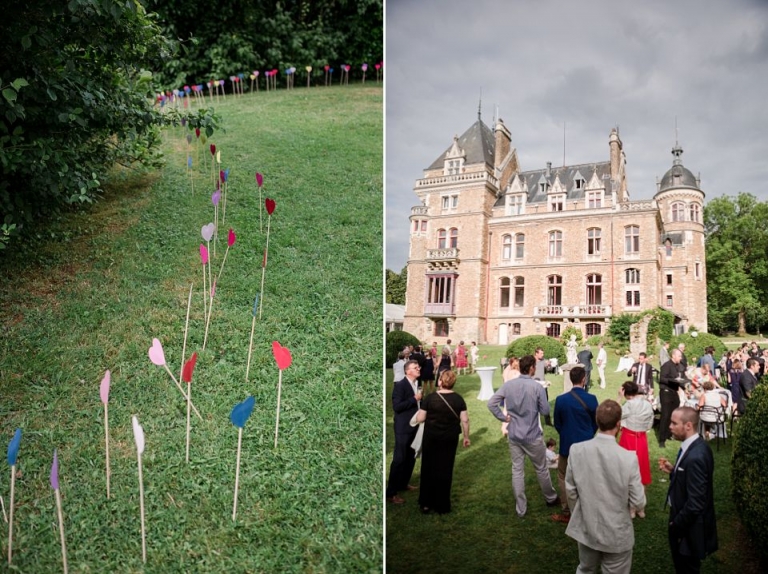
[104,403,110,499]
[185,379,192,463]
[55,489,68,574]
[202,261,208,331]
[222,180,228,225]
[7,465,15,566]
[180,283,193,383]
[274,369,283,448]
[0,495,7,523]
[203,282,214,351]
[162,364,202,420]
[137,452,146,564]
[259,215,271,319]
[232,427,243,521]
[216,246,230,284]
[245,315,256,383]
[213,204,218,259]
[259,186,263,233]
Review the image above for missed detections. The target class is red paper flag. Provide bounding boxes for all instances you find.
[210,144,216,156]
[265,198,276,215]
[182,352,198,383]
[195,128,200,138]
[272,341,292,370]
[228,228,236,247]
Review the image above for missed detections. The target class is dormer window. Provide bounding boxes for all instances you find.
[443,135,466,176]
[445,159,463,175]
[539,182,550,193]
[549,194,565,212]
[507,194,525,216]
[574,177,584,190]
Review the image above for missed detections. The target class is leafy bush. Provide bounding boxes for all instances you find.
[732,384,768,568]
[386,330,421,368]
[586,335,605,347]
[647,308,675,344]
[669,332,727,363]
[560,325,583,346]
[0,0,176,247]
[609,308,676,348]
[506,335,566,365]
[608,313,637,346]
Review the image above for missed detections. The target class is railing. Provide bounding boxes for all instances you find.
[534,305,612,317]
[416,171,498,188]
[425,302,456,315]
[426,248,459,261]
[411,205,429,216]
[617,200,656,211]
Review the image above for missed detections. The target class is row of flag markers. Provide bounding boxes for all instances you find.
[2,337,293,564]
[149,338,203,420]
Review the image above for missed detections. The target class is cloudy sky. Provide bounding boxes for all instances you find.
[385,0,768,271]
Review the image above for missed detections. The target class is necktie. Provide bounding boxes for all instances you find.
[673,447,683,472]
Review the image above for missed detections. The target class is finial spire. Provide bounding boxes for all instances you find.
[478,87,482,121]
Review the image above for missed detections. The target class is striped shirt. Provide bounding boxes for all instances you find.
[488,375,550,443]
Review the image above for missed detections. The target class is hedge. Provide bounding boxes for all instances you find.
[669,332,727,363]
[732,384,768,568]
[385,330,421,368]
[506,335,566,366]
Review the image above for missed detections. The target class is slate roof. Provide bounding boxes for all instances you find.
[494,161,612,207]
[427,119,496,170]
[658,144,700,192]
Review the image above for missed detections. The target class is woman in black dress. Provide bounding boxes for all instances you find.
[415,370,470,514]
[421,349,435,392]
[436,348,453,387]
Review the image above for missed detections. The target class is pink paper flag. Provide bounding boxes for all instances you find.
[200,244,209,265]
[272,341,293,370]
[50,449,59,490]
[227,228,236,247]
[100,370,111,404]
[255,172,264,188]
[148,338,166,366]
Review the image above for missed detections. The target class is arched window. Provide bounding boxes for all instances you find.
[548,230,563,258]
[547,275,562,306]
[586,323,602,336]
[586,273,602,305]
[502,234,512,260]
[514,277,525,308]
[689,203,700,223]
[587,228,601,255]
[512,323,521,335]
[500,277,511,308]
[672,202,685,222]
[625,268,640,284]
[546,323,561,337]
[625,225,639,254]
[437,228,447,249]
[515,233,525,259]
[449,227,458,248]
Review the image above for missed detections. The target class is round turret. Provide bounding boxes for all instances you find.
[657,144,700,193]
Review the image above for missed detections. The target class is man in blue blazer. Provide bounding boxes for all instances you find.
[386,360,423,504]
[659,406,718,573]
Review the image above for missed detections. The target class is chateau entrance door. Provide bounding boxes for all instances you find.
[498,323,508,345]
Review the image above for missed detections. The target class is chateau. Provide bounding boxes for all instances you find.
[403,113,707,345]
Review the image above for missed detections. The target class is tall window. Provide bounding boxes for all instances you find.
[437,229,447,249]
[426,274,457,315]
[514,277,525,308]
[502,234,512,260]
[442,196,449,210]
[626,290,640,307]
[625,268,640,284]
[665,238,672,257]
[666,295,673,307]
[586,274,602,305]
[586,191,602,208]
[449,228,458,248]
[512,323,521,335]
[515,233,525,259]
[586,323,602,336]
[587,228,602,255]
[500,277,510,308]
[666,273,673,285]
[546,323,561,337]
[547,275,562,306]
[421,220,427,232]
[548,230,563,258]
[434,319,449,337]
[672,202,685,222]
[625,225,640,254]
[690,203,701,223]
[695,261,701,280]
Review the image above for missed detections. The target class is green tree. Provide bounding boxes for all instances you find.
[704,194,768,335]
[386,265,407,305]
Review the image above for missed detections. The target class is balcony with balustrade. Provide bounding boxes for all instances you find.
[533,304,612,318]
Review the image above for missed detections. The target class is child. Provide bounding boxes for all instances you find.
[546,438,559,468]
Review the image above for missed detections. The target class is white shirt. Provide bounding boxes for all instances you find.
[597,348,607,367]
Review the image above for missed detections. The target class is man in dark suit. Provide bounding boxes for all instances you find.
[577,346,594,391]
[678,343,688,371]
[659,406,718,573]
[411,345,427,384]
[386,360,423,504]
[738,358,760,415]
[658,349,688,448]
[628,352,655,396]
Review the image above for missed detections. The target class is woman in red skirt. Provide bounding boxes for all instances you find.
[618,380,655,518]
[454,341,468,375]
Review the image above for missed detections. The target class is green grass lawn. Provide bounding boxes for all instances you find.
[0,84,382,572]
[386,345,760,573]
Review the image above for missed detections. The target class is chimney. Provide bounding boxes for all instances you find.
[546,162,552,177]
[494,118,512,173]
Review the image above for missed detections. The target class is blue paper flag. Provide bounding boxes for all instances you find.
[7,428,21,466]
[187,156,193,168]
[252,294,259,317]
[224,168,230,182]
[230,396,256,428]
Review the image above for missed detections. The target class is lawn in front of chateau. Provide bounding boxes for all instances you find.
[386,344,759,573]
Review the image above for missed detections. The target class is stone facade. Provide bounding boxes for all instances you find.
[403,116,707,346]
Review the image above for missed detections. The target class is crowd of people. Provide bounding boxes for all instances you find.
[386,337,743,572]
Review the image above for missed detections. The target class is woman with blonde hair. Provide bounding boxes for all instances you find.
[415,370,470,514]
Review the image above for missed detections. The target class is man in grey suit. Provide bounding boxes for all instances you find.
[565,399,645,573]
